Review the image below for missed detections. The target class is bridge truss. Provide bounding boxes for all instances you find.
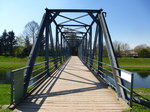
[10,9,150,108]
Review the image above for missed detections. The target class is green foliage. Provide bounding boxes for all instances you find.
[13,46,24,57]
[138,48,150,58]
[0,30,17,56]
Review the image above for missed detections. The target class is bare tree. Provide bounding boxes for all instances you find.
[113,41,130,57]
[23,21,39,43]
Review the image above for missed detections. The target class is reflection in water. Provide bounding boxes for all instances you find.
[137,72,150,78]
[0,71,11,84]
[134,72,150,88]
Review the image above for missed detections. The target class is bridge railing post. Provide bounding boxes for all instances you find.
[60,33,63,64]
[45,23,50,76]
[89,27,93,68]
[55,25,59,68]
[98,25,103,77]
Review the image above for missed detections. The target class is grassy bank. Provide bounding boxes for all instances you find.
[0,56,45,71]
[0,84,10,105]
[100,57,150,72]
[0,56,150,71]
[134,88,150,100]
[0,109,12,112]
[123,88,150,112]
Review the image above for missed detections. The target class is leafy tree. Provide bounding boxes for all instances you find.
[7,31,17,56]
[138,48,150,58]
[0,30,7,55]
[134,44,150,58]
[20,36,32,57]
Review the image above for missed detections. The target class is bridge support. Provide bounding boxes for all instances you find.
[15,9,133,107]
[98,12,127,100]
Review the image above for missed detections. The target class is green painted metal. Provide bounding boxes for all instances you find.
[13,70,24,104]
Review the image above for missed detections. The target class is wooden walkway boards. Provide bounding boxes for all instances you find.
[15,56,128,112]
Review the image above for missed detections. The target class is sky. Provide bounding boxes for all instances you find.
[0,0,150,48]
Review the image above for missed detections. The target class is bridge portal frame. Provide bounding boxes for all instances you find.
[22,9,131,106]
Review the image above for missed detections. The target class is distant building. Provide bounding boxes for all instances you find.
[128,50,138,58]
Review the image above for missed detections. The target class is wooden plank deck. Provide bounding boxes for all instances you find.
[14,56,128,112]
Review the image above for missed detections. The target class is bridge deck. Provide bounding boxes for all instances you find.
[15,56,128,112]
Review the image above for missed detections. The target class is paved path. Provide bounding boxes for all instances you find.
[15,56,128,112]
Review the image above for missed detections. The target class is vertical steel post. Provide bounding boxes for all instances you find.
[89,27,92,67]
[45,23,50,76]
[130,74,134,107]
[60,33,63,64]
[49,25,56,67]
[98,25,103,76]
[55,25,58,68]
[82,38,84,60]
[92,25,98,61]
[85,35,88,64]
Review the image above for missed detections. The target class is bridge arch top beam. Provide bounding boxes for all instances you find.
[45,8,103,13]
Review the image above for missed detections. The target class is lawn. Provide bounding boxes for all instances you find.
[0,84,10,105]
[0,56,45,71]
[98,57,150,72]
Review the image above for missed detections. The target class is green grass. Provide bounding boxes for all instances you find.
[0,56,150,71]
[134,88,150,100]
[97,57,150,71]
[0,84,10,105]
[0,109,12,112]
[0,56,45,71]
[123,88,150,112]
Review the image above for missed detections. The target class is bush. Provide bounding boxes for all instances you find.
[138,48,150,58]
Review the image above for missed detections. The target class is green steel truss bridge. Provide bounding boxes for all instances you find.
[10,9,150,111]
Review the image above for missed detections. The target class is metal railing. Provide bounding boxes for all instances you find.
[10,56,69,105]
[79,56,134,106]
[79,56,150,107]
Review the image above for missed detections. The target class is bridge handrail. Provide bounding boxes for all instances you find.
[10,56,65,105]
[80,56,134,106]
[87,57,132,74]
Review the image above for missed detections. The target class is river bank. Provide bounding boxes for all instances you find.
[0,56,150,111]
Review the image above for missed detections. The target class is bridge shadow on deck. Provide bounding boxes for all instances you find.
[15,57,107,112]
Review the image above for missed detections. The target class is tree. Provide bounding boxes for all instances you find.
[7,31,17,56]
[20,36,32,57]
[113,41,122,57]
[134,44,148,52]
[25,36,30,47]
[113,41,130,57]
[0,30,7,55]
[138,48,150,58]
[134,44,150,58]
[23,21,39,43]
[16,36,25,46]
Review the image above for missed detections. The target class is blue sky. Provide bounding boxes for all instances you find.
[0,0,150,48]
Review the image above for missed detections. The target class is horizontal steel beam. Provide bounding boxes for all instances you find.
[46,9,103,13]
[58,24,89,27]
[63,32,85,34]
